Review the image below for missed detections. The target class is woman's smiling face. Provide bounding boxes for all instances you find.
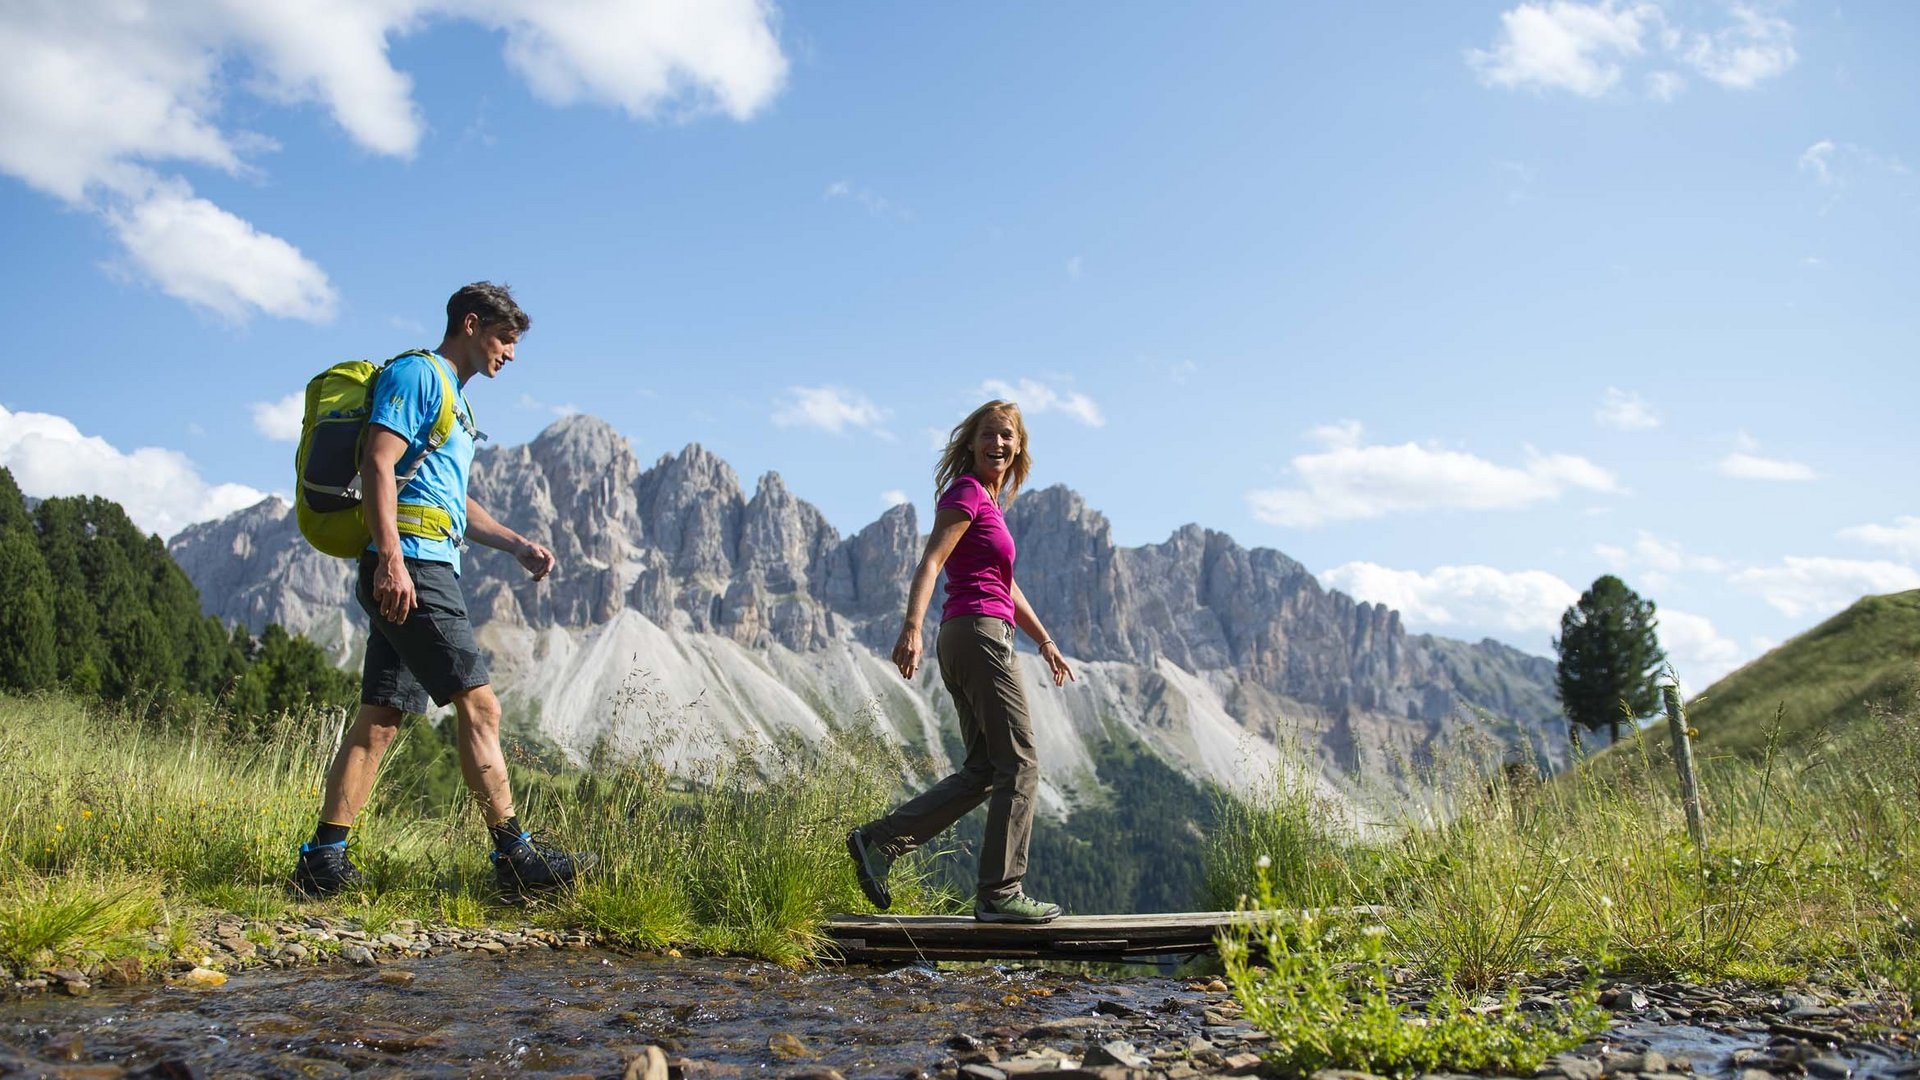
[970,410,1021,484]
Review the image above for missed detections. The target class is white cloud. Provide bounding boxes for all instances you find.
[1468,1,1794,99]
[1718,451,1815,481]
[772,386,887,436]
[1838,516,1920,561]
[981,379,1105,428]
[1798,139,1836,185]
[107,181,338,322]
[1646,70,1686,100]
[0,403,265,540]
[251,391,305,442]
[1595,386,1659,430]
[824,179,906,219]
[1319,562,1580,648]
[1656,608,1743,688]
[0,0,786,319]
[1593,530,1724,592]
[1730,557,1920,619]
[1467,1,1656,97]
[881,489,909,508]
[1248,424,1621,528]
[1682,3,1796,89]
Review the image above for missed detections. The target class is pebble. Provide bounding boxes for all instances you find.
[172,967,226,989]
[340,944,374,966]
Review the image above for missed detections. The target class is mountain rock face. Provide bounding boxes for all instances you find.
[171,415,1567,812]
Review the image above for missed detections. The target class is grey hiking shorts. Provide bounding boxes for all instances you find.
[356,554,491,714]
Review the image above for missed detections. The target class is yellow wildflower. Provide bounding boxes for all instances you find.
[80,809,93,819]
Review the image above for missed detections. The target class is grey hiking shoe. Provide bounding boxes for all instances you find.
[975,892,1061,924]
[293,840,362,897]
[492,832,596,893]
[846,828,892,910]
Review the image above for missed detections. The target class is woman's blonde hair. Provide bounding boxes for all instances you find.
[935,400,1031,505]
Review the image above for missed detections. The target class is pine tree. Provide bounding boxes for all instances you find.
[1554,575,1666,746]
[0,470,56,691]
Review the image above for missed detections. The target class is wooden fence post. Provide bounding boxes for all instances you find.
[1660,671,1707,852]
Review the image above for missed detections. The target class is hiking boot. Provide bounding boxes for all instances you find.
[975,892,1061,924]
[846,828,892,910]
[492,833,596,892]
[293,840,362,897]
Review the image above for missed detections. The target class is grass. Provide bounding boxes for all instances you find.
[1207,679,1920,1074]
[0,687,953,973]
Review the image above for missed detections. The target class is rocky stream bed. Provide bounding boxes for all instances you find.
[2,917,1917,1079]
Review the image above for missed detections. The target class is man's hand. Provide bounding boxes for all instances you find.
[515,540,556,581]
[372,552,417,624]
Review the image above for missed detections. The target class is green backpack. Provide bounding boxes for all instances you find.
[293,349,474,558]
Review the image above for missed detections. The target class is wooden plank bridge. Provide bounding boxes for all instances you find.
[821,909,1378,964]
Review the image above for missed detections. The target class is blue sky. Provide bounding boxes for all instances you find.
[2,1,1916,686]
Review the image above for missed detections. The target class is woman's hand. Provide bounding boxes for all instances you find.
[893,624,923,680]
[1040,640,1075,687]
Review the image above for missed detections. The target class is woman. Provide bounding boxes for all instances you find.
[846,399,1075,923]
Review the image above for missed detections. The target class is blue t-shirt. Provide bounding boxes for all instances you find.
[364,351,477,574]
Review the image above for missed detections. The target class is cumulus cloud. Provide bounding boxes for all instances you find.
[251,391,305,442]
[1595,386,1659,430]
[1594,530,1725,591]
[1467,1,1794,99]
[981,379,1105,428]
[1247,423,1621,528]
[1838,516,1920,561]
[823,179,906,219]
[772,386,887,435]
[1467,1,1655,97]
[1730,557,1920,619]
[1320,562,1580,644]
[0,403,266,540]
[1656,608,1743,687]
[881,489,909,508]
[1682,3,1796,89]
[0,0,787,320]
[1717,451,1815,481]
[107,182,338,322]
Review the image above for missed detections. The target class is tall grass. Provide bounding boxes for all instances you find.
[1208,701,1920,996]
[0,687,942,972]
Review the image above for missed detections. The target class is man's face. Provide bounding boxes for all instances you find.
[467,316,519,379]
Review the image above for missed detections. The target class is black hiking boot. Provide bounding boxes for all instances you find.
[846,828,892,910]
[293,840,362,897]
[492,833,596,893]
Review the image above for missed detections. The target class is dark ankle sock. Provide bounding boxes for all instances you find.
[489,817,525,853]
[312,821,350,847]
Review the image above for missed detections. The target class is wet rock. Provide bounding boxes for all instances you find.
[768,1033,811,1060]
[281,942,310,961]
[1806,1057,1852,1079]
[374,969,416,987]
[1083,1041,1149,1069]
[172,967,227,989]
[1021,1018,1109,1040]
[58,976,93,997]
[623,1045,669,1080]
[959,1066,1008,1080]
[1544,1053,1604,1080]
[947,1034,985,1052]
[1735,1071,1779,1080]
[129,1060,204,1079]
[1093,1000,1140,1019]
[341,944,375,966]
[1221,1053,1264,1075]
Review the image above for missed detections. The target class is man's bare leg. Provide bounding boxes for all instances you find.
[320,703,406,825]
[450,683,515,825]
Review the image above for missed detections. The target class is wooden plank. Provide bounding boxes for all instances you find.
[818,908,1388,963]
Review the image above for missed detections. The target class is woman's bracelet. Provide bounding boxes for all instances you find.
[1038,638,1055,649]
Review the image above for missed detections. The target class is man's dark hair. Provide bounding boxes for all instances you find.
[444,281,531,338]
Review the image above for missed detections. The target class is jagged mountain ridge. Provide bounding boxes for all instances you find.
[169,414,1568,811]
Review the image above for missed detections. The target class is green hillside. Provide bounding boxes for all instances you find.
[1664,589,1920,758]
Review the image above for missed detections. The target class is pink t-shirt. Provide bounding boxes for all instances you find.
[938,475,1017,624]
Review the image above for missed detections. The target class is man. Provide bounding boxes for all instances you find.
[294,281,593,896]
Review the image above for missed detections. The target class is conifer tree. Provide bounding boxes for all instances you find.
[0,469,56,690]
[1554,575,1666,746]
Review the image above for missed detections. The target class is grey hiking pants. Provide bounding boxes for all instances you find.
[865,615,1039,903]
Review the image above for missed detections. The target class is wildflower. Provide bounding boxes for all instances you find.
[53,824,62,832]
[80,809,93,819]
[1255,855,1272,870]
[1599,895,1614,909]
[1362,925,1387,938]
